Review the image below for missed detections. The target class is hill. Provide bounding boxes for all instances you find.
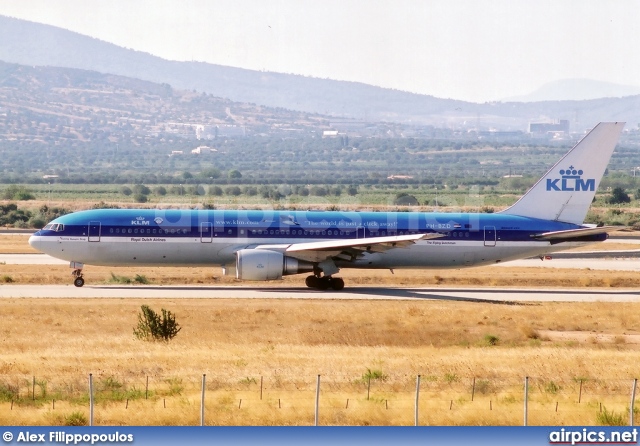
[2,15,640,131]
[504,79,640,102]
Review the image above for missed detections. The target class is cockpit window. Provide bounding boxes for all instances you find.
[44,224,64,232]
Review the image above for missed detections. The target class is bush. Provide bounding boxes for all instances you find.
[64,411,88,426]
[133,305,181,342]
[393,192,418,206]
[596,406,625,426]
[483,334,500,346]
[2,185,35,200]
[133,193,148,203]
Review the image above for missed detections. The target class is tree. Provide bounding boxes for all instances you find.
[120,186,132,196]
[607,187,631,204]
[133,193,148,203]
[153,186,167,196]
[133,184,151,195]
[228,169,242,179]
[393,192,419,206]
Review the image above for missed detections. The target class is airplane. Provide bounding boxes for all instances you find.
[29,122,625,290]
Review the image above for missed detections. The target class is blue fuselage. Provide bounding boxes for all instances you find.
[29,209,604,270]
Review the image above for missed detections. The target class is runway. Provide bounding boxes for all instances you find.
[2,251,640,302]
[2,284,640,302]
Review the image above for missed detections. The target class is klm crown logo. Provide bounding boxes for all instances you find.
[546,166,595,192]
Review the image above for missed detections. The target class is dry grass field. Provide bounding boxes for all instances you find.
[2,233,640,426]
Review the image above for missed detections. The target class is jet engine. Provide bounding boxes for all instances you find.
[235,249,314,281]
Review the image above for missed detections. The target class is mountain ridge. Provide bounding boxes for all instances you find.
[504,79,640,102]
[1,15,640,130]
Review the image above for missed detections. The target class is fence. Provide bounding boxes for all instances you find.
[0,373,638,426]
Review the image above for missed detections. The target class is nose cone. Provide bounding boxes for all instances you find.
[28,232,41,251]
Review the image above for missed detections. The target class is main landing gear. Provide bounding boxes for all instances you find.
[305,275,345,291]
[72,269,85,287]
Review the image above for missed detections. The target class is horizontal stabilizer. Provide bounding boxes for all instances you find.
[531,226,621,242]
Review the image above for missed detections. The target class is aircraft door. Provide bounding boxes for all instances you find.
[88,221,101,242]
[357,226,366,239]
[483,226,496,247]
[200,222,213,243]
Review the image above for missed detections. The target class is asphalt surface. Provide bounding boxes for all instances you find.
[1,284,640,302]
[3,242,640,302]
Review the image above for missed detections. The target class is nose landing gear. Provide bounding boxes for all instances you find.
[72,268,84,287]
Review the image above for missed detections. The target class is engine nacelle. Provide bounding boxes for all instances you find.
[235,249,314,281]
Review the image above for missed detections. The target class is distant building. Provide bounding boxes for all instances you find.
[191,145,217,154]
[529,120,570,134]
[322,130,339,138]
[387,175,414,180]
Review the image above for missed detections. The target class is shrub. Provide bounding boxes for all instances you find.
[393,192,418,206]
[3,185,35,200]
[360,368,388,383]
[133,193,148,203]
[483,334,500,346]
[64,411,88,426]
[596,406,625,426]
[133,305,181,342]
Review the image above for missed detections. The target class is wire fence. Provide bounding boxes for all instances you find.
[0,373,638,426]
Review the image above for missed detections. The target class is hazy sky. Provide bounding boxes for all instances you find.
[0,0,638,102]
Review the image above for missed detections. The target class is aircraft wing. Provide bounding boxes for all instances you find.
[254,232,445,263]
[530,226,621,242]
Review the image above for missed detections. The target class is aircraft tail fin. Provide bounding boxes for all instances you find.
[499,122,625,224]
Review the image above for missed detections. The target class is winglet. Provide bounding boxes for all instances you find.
[499,122,625,224]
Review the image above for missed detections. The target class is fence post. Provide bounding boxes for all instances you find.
[89,373,94,427]
[315,375,320,426]
[32,376,35,401]
[578,379,583,403]
[630,378,637,427]
[200,374,206,427]
[415,375,421,426]
[260,376,263,400]
[471,377,476,401]
[524,376,529,426]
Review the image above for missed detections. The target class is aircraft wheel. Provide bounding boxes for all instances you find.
[330,277,345,291]
[73,277,85,288]
[305,275,319,288]
[317,277,330,290]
